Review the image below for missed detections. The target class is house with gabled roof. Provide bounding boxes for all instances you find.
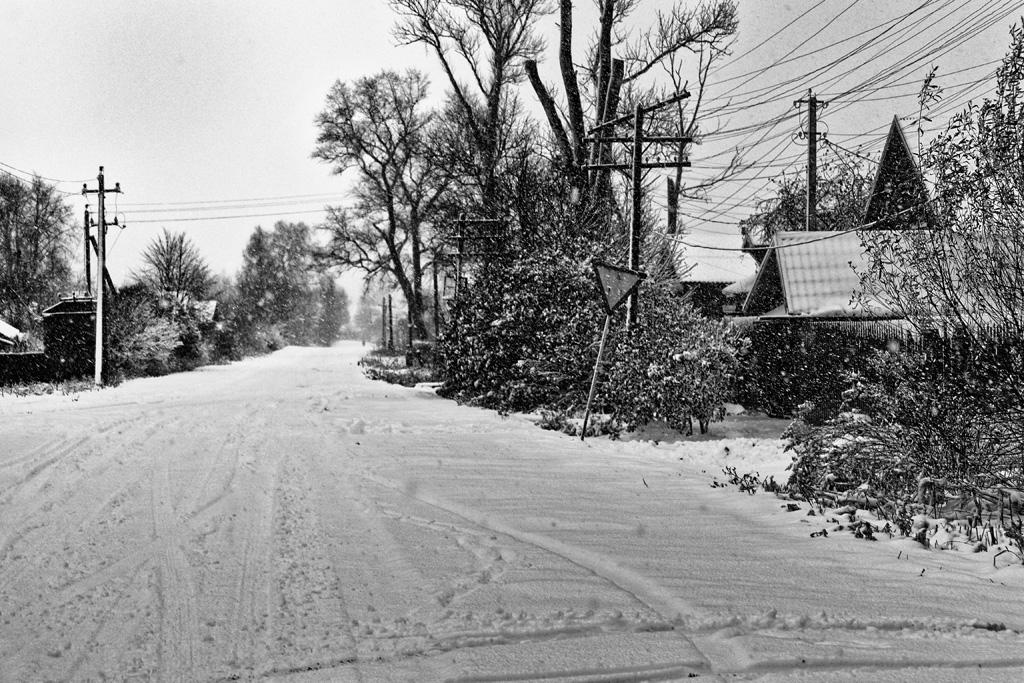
[863,117,936,231]
[733,118,932,418]
[741,117,930,333]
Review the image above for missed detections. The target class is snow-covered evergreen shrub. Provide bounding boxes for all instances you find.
[437,251,603,413]
[786,342,1024,518]
[106,284,183,379]
[438,258,746,435]
[734,322,879,420]
[601,291,746,434]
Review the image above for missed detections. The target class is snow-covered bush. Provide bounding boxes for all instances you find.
[733,322,879,421]
[437,250,602,413]
[106,284,184,379]
[106,284,231,380]
[785,342,1024,520]
[437,254,746,437]
[602,292,746,434]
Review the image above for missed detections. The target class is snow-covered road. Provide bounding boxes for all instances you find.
[3,342,1024,682]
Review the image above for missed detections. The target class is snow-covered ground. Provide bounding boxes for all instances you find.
[2,341,1024,682]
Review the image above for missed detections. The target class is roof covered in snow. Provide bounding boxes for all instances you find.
[0,317,24,344]
[677,243,757,285]
[743,230,898,318]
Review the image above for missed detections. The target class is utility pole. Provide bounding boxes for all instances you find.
[584,89,692,327]
[455,214,465,301]
[83,206,92,296]
[666,178,679,234]
[449,213,505,301]
[82,167,121,386]
[387,294,394,351]
[432,259,440,340]
[794,90,827,231]
[627,103,644,325]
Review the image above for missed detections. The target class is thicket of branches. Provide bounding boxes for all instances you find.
[132,228,215,300]
[0,174,77,343]
[313,0,747,434]
[787,25,1024,521]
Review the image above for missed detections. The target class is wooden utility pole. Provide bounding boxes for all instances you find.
[583,89,692,327]
[83,206,92,296]
[627,104,644,325]
[432,259,440,340]
[795,90,827,231]
[449,213,505,301]
[82,167,121,386]
[666,178,679,234]
[387,294,394,351]
[455,214,465,301]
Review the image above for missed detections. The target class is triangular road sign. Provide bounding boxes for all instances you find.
[593,260,646,314]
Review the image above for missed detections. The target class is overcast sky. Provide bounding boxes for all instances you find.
[1,0,1019,298]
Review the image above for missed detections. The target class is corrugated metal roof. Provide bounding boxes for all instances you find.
[777,231,865,315]
[745,230,898,318]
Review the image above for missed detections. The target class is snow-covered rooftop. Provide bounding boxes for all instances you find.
[0,317,23,344]
[677,243,757,285]
[744,230,897,318]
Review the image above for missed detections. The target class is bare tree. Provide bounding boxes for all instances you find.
[133,228,214,299]
[525,0,738,200]
[389,0,554,214]
[313,69,450,341]
[0,174,76,334]
[861,24,1024,343]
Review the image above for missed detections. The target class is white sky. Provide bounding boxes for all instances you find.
[0,1,1018,300]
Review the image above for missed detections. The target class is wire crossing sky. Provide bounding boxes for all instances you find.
[0,0,1018,289]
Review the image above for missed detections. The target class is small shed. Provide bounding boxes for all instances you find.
[676,244,758,316]
[42,297,96,378]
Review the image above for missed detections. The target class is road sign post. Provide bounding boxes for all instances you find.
[580,261,646,440]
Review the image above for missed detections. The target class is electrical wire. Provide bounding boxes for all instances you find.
[0,159,93,186]
[677,0,1015,239]
[118,191,349,207]
[127,208,331,224]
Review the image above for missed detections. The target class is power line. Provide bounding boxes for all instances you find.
[128,208,331,224]
[0,159,93,186]
[119,191,349,207]
[124,198,347,214]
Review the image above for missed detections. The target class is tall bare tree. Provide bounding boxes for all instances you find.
[313,69,450,341]
[133,228,215,299]
[525,1,738,203]
[0,174,76,334]
[389,0,554,215]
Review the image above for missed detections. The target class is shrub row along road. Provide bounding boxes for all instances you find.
[2,342,1024,682]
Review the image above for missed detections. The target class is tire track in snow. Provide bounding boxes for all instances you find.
[0,414,166,615]
[0,477,150,618]
[218,412,279,676]
[262,441,359,674]
[363,473,703,625]
[0,411,153,532]
[152,456,200,683]
[372,505,514,609]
